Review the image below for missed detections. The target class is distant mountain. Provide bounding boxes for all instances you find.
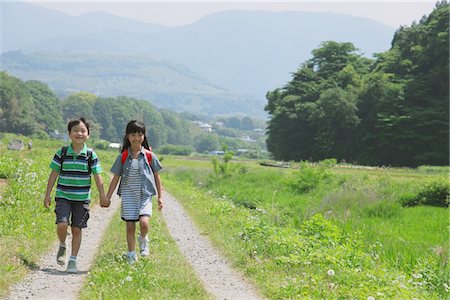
[1,51,262,117]
[1,2,396,116]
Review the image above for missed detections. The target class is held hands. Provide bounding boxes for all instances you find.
[100,194,111,208]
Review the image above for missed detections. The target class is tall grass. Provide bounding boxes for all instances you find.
[161,155,449,299]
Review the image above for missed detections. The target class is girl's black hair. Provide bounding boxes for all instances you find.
[68,117,90,135]
[121,120,150,152]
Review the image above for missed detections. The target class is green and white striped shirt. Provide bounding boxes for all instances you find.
[50,144,102,202]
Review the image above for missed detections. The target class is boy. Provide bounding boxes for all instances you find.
[44,117,109,273]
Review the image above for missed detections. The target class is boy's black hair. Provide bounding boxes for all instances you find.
[68,117,90,135]
[121,120,150,153]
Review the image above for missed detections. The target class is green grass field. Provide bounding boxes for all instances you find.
[0,134,448,299]
[161,155,449,299]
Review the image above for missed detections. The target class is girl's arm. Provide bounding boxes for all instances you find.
[154,171,163,209]
[106,175,120,200]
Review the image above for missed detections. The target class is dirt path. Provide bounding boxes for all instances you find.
[5,191,262,300]
[4,193,121,300]
[162,192,262,300]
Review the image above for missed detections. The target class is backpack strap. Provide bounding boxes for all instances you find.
[86,149,93,174]
[143,149,153,166]
[60,146,68,171]
[121,150,129,165]
[121,149,154,171]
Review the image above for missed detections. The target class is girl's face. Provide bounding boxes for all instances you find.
[69,122,89,146]
[127,132,145,148]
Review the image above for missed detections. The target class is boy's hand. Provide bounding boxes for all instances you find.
[44,195,51,208]
[157,196,163,210]
[100,195,110,208]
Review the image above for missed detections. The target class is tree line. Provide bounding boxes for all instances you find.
[265,1,449,167]
[0,72,266,154]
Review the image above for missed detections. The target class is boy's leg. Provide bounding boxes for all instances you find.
[57,223,68,244]
[66,202,89,272]
[55,199,71,265]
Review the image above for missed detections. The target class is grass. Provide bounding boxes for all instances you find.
[1,136,448,299]
[161,155,449,299]
[0,135,114,297]
[79,206,210,299]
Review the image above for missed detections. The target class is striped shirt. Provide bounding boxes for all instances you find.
[121,159,152,221]
[49,144,102,203]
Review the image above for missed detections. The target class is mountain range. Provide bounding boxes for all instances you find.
[1,2,396,117]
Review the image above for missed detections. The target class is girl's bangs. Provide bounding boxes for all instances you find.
[126,122,146,134]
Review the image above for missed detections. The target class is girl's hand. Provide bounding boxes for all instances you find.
[157,196,163,210]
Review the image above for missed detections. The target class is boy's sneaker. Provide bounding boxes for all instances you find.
[138,235,149,257]
[66,259,77,273]
[56,245,66,265]
[126,252,138,265]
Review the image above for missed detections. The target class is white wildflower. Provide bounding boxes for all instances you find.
[125,276,132,282]
[327,269,335,276]
[412,273,423,279]
[367,296,375,300]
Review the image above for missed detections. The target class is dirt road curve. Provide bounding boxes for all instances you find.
[5,191,262,300]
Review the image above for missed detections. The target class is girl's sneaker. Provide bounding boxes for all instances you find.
[138,235,149,257]
[126,252,138,265]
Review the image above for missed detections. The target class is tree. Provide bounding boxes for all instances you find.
[0,72,36,135]
[265,41,370,161]
[25,80,64,133]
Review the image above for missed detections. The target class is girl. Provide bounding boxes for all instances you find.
[106,120,163,263]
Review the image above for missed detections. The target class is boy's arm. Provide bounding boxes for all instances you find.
[44,170,59,208]
[93,173,109,208]
[154,171,163,209]
[106,175,120,200]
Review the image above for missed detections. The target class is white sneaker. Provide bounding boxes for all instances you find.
[138,235,149,257]
[126,252,138,265]
[66,259,77,273]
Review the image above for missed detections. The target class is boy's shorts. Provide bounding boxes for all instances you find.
[55,199,90,228]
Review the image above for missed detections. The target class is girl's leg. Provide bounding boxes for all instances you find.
[139,216,150,238]
[126,221,136,251]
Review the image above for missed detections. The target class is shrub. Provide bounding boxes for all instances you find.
[159,144,193,156]
[285,162,331,193]
[401,178,449,207]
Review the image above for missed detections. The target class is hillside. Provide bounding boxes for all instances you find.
[1,2,395,117]
[1,51,263,117]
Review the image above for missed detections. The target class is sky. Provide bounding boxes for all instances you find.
[21,0,438,28]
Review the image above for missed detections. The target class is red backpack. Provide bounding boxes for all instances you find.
[121,148,153,170]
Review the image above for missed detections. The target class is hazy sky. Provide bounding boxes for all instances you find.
[21,1,437,28]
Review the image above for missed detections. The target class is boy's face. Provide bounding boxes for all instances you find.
[69,122,89,146]
[127,132,144,148]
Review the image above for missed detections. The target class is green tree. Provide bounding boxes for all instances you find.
[0,72,36,135]
[25,80,64,133]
